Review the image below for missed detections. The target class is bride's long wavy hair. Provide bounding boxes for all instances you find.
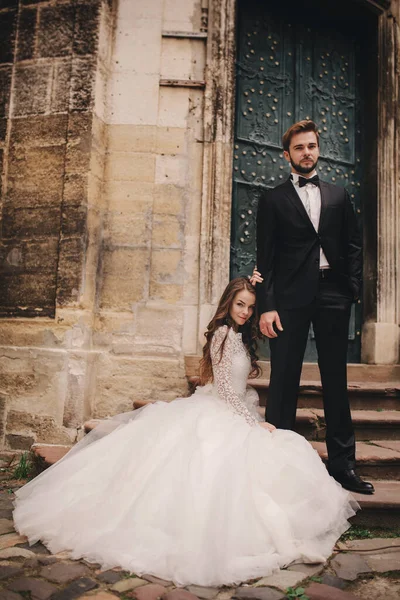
[199,277,261,385]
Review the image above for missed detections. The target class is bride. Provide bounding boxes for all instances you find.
[13,277,358,587]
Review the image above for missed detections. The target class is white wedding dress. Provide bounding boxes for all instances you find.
[14,326,358,587]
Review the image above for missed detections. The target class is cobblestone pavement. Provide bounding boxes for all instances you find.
[1,455,400,600]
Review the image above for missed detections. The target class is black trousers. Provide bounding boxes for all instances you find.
[266,272,356,472]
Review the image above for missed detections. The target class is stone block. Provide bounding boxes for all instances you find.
[5,433,35,450]
[234,589,285,600]
[117,0,163,22]
[0,238,58,274]
[186,587,218,600]
[182,304,198,354]
[37,4,74,58]
[149,249,185,304]
[111,579,147,593]
[132,584,167,600]
[105,211,151,247]
[0,392,6,446]
[362,321,400,364]
[63,173,89,206]
[135,303,183,354]
[8,577,58,600]
[40,561,90,584]
[61,205,88,237]
[73,3,100,56]
[70,57,96,112]
[7,144,65,206]
[0,533,28,550]
[0,9,17,64]
[66,112,93,173]
[304,582,359,600]
[331,553,371,580]
[56,237,85,305]
[0,272,56,312]
[152,215,182,248]
[92,354,187,416]
[153,184,184,215]
[161,37,206,81]
[0,0,18,8]
[150,247,183,283]
[82,594,119,600]
[0,348,67,417]
[100,247,150,308]
[16,6,36,61]
[163,592,199,600]
[156,127,186,155]
[162,0,200,32]
[105,151,156,183]
[13,64,52,116]
[6,411,73,445]
[10,114,68,147]
[114,22,161,75]
[51,61,71,113]
[365,551,400,573]
[106,72,159,126]
[105,180,154,214]
[155,154,187,187]
[158,87,189,128]
[50,578,98,600]
[1,206,61,239]
[0,66,12,118]
[0,117,7,143]
[107,124,156,153]
[0,565,22,580]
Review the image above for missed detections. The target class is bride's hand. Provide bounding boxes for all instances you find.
[249,266,263,286]
[259,422,276,432]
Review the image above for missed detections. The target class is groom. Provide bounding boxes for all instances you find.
[256,120,374,494]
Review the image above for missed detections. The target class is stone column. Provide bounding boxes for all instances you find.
[362,8,400,364]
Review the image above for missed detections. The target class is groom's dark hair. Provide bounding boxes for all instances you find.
[282,120,320,152]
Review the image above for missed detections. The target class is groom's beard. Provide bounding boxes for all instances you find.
[289,154,319,175]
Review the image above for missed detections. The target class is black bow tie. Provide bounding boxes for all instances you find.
[297,175,320,188]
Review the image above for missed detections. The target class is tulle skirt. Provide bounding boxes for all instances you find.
[14,385,358,586]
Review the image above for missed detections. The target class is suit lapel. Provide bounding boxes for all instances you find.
[318,180,329,232]
[282,178,315,231]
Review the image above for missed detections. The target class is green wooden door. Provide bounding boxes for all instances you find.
[231,0,364,362]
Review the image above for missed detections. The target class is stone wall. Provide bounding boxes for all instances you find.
[0,0,207,449]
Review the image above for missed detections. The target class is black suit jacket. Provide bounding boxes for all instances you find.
[256,177,362,313]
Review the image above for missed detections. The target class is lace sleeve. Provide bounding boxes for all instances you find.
[211,326,258,427]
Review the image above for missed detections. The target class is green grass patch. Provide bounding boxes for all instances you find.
[340,525,400,541]
[13,452,34,480]
[285,587,310,600]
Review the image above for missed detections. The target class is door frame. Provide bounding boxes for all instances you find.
[198,0,399,364]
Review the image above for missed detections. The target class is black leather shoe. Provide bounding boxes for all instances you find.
[330,469,375,495]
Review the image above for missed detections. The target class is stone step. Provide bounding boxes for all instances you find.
[310,440,400,480]
[31,444,71,472]
[351,480,400,528]
[256,406,400,441]
[184,357,400,383]
[245,379,400,411]
[188,376,400,411]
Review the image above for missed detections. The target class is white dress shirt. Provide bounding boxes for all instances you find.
[291,171,330,269]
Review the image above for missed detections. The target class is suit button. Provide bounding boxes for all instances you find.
[315,258,319,264]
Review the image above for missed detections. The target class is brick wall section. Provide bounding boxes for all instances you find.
[0,0,102,318]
